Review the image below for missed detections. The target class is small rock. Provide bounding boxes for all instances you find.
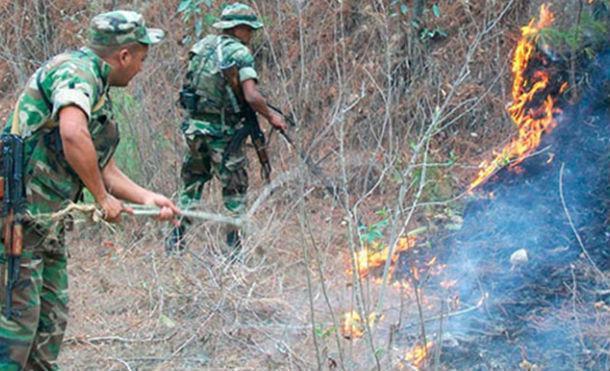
[520,359,541,371]
[510,249,529,267]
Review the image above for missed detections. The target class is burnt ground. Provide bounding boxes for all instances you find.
[421,51,610,370]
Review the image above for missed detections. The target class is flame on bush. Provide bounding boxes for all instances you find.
[341,310,380,339]
[341,236,417,340]
[470,4,564,190]
[403,342,434,369]
[348,236,417,278]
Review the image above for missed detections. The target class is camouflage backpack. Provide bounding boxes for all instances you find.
[180,34,241,116]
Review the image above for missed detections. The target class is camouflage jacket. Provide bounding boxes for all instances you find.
[182,34,258,138]
[4,47,120,220]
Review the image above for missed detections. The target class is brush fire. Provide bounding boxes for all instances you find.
[440,2,610,368]
[347,236,417,279]
[403,342,434,369]
[342,3,609,369]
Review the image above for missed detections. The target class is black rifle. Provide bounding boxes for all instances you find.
[264,104,330,182]
[263,104,354,213]
[221,64,271,183]
[1,134,25,320]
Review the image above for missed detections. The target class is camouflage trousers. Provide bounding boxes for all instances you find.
[0,223,68,370]
[179,133,249,218]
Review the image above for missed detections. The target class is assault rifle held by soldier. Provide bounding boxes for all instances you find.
[221,63,272,183]
[1,134,25,320]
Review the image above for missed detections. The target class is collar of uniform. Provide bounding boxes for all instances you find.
[219,33,244,45]
[80,47,112,86]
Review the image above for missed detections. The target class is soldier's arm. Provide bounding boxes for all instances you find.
[233,45,286,130]
[242,79,287,130]
[101,159,179,220]
[58,106,125,221]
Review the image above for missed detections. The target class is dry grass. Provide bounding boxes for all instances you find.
[59,211,433,369]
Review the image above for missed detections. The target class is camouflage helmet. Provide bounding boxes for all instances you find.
[88,10,165,47]
[212,3,263,30]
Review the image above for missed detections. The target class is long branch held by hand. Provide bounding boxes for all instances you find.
[38,203,245,229]
[128,204,244,228]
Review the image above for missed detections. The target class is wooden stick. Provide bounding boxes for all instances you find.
[129,206,244,228]
[35,203,245,229]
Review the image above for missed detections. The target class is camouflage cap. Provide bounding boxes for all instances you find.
[88,10,165,47]
[213,3,263,30]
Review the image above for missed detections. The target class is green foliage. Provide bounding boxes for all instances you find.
[418,3,446,41]
[404,151,461,204]
[389,0,409,17]
[375,207,390,219]
[432,4,441,18]
[314,325,337,339]
[82,89,142,204]
[441,151,458,168]
[159,313,177,328]
[419,26,447,41]
[82,189,94,203]
[109,89,143,183]
[400,4,409,15]
[81,88,173,204]
[177,0,220,44]
[359,217,389,245]
[391,1,447,41]
[538,12,608,59]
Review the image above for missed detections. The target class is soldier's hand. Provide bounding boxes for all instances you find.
[98,193,128,223]
[268,113,288,132]
[143,193,181,222]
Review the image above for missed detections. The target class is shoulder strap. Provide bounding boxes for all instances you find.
[36,68,53,112]
[216,36,225,69]
[189,36,219,89]
[217,37,242,114]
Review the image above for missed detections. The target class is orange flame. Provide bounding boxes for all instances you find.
[470,4,562,190]
[349,236,417,278]
[341,310,380,339]
[404,342,434,368]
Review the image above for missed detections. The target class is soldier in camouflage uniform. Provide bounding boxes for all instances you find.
[0,11,179,369]
[166,3,287,254]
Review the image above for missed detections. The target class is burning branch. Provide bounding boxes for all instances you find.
[403,341,434,369]
[341,310,381,340]
[348,236,417,279]
[470,4,565,191]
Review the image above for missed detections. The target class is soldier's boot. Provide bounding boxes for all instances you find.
[226,230,242,262]
[165,224,186,254]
